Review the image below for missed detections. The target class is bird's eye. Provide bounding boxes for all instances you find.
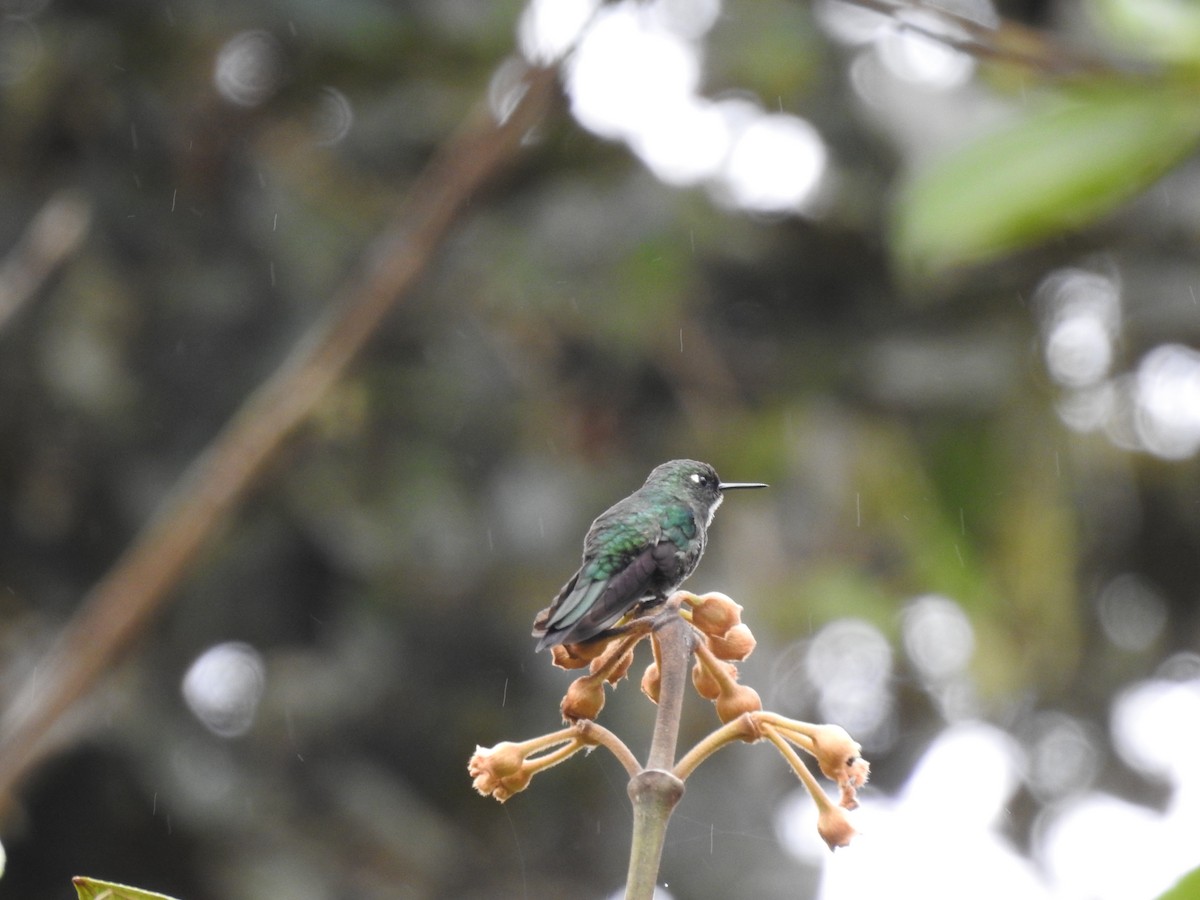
[691,472,710,486]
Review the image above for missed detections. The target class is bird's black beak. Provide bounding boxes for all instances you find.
[718,481,768,491]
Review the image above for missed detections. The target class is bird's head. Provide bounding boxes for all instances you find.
[646,459,767,524]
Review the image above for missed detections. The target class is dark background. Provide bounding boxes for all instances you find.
[1,0,1199,897]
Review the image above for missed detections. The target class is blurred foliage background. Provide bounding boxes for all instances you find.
[2,0,1200,897]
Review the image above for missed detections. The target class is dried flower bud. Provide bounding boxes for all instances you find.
[469,742,532,802]
[552,640,610,669]
[691,659,720,700]
[715,682,762,724]
[706,623,757,661]
[550,644,592,670]
[595,646,635,685]
[692,658,737,700]
[561,675,605,721]
[817,802,858,850]
[641,661,661,703]
[839,776,867,811]
[810,724,870,805]
[688,591,743,636]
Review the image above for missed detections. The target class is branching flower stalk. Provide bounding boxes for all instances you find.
[468,591,872,899]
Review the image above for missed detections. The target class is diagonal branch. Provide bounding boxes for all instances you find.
[0,191,91,335]
[0,61,561,813]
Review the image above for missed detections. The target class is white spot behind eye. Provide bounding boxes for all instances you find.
[690,473,702,483]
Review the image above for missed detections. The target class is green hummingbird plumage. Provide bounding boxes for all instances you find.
[532,459,767,650]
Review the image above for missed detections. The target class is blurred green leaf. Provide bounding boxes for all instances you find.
[73,876,180,900]
[892,85,1200,278]
[1088,0,1200,63]
[1156,864,1200,900]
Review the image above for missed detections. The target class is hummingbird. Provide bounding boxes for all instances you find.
[532,459,767,650]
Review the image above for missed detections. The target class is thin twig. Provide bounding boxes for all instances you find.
[575,720,642,778]
[0,61,561,812]
[754,711,817,753]
[673,713,759,781]
[760,722,833,813]
[525,739,589,773]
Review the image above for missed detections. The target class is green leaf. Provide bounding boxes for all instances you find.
[72,876,181,900]
[892,85,1200,280]
[1156,864,1200,900]
[1088,0,1200,64]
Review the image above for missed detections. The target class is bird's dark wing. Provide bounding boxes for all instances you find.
[532,543,661,650]
[532,489,699,650]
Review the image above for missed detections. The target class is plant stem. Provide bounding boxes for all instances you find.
[624,612,692,900]
[646,614,691,771]
[625,769,684,900]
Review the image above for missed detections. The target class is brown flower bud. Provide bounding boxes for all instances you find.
[691,658,738,700]
[688,591,743,636]
[641,661,661,703]
[468,742,532,802]
[810,724,869,797]
[550,644,592,670]
[839,776,867,811]
[561,675,605,721]
[595,646,635,685]
[706,623,757,661]
[715,682,762,724]
[817,803,858,851]
[552,639,610,669]
[691,659,720,700]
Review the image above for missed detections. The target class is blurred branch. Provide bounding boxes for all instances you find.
[0,191,91,334]
[836,0,1154,77]
[0,61,561,814]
